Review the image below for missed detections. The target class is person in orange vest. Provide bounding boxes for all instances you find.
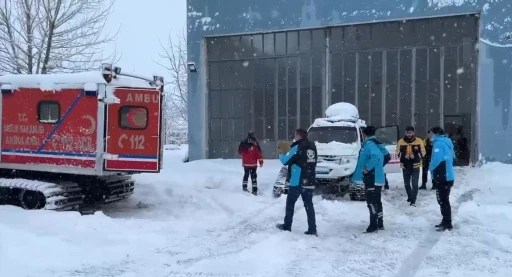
[396,126,426,207]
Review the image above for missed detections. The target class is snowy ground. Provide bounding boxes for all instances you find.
[1,146,511,277]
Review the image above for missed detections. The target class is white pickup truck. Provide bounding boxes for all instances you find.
[273,102,400,200]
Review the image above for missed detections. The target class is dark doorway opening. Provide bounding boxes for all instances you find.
[444,114,470,166]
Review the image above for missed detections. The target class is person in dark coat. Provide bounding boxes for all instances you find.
[238,131,263,195]
[420,129,436,190]
[428,126,455,232]
[276,128,318,236]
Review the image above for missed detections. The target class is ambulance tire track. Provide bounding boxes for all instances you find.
[175,197,311,267]
[176,202,289,266]
[167,272,265,277]
[393,169,478,277]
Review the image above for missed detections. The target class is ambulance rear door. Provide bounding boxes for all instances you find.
[104,87,162,172]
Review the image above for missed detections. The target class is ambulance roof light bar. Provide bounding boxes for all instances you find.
[101,63,162,89]
[152,75,164,93]
[101,63,113,83]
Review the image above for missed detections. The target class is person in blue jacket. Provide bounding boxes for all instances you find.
[428,126,455,232]
[372,136,391,190]
[351,126,385,233]
[276,128,318,236]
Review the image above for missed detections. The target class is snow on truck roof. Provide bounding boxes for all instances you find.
[311,117,367,128]
[325,102,359,119]
[311,102,366,128]
[0,71,156,91]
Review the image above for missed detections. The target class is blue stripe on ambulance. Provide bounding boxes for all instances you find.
[1,149,157,160]
[37,90,85,152]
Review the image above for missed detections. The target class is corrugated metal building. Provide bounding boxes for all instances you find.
[186,0,512,163]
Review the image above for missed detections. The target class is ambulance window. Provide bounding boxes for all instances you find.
[119,106,148,129]
[38,101,60,123]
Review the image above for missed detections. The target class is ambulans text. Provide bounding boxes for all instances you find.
[125,93,159,103]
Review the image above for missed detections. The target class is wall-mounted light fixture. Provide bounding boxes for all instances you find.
[187,62,197,73]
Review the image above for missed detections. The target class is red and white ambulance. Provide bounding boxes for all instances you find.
[0,64,164,210]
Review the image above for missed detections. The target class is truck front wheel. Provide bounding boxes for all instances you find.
[349,192,358,201]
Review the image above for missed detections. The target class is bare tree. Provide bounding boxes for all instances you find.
[0,0,118,74]
[156,27,188,144]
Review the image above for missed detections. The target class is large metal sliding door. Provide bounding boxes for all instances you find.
[206,30,326,159]
[206,14,479,161]
[326,15,478,164]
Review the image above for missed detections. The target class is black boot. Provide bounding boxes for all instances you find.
[377,204,384,230]
[431,181,437,190]
[436,222,453,232]
[378,214,384,230]
[242,185,248,192]
[276,223,291,232]
[419,184,427,190]
[378,220,384,230]
[365,204,379,233]
[365,225,379,233]
[252,187,258,196]
[304,230,318,236]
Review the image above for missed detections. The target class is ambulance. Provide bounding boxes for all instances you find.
[0,64,164,210]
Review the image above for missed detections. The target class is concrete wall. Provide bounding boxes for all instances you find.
[186,0,512,162]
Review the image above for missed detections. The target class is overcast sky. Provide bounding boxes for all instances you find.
[103,0,186,77]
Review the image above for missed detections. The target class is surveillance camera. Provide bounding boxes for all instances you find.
[187,62,197,73]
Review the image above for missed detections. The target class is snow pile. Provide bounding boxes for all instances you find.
[0,71,155,91]
[312,117,367,128]
[83,83,98,92]
[315,141,360,155]
[102,144,283,220]
[325,102,359,120]
[412,163,512,276]
[1,148,512,277]
[312,102,366,127]
[480,37,512,48]
[428,0,467,9]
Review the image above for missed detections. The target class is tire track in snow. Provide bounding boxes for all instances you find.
[167,272,266,277]
[393,170,478,277]
[175,197,319,267]
[174,198,283,265]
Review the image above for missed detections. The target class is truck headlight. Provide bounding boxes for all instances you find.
[339,156,357,164]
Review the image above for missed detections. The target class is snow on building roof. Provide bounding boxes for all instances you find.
[0,71,155,91]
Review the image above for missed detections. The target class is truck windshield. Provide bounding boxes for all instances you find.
[308,126,358,144]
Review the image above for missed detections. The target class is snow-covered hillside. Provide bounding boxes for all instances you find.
[0,146,511,277]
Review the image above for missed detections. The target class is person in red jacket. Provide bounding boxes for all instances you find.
[238,131,263,195]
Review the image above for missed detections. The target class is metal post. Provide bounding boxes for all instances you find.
[355,52,359,106]
[325,32,331,110]
[412,48,416,126]
[440,46,445,127]
[382,51,387,126]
